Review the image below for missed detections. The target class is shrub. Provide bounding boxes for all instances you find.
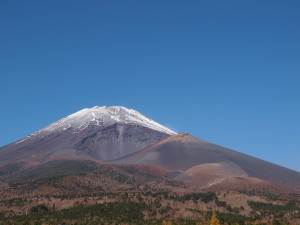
[30,204,49,213]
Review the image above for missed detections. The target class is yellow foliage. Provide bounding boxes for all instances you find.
[209,212,221,225]
[162,219,173,225]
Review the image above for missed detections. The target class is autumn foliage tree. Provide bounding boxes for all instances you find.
[209,212,221,225]
[162,220,173,225]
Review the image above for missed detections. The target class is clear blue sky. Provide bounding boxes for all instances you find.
[1,1,299,171]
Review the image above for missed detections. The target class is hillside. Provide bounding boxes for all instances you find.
[114,133,300,190]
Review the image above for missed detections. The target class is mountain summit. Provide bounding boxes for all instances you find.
[46,106,176,135]
[15,106,176,145]
[0,106,175,165]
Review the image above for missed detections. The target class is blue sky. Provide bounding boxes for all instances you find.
[1,1,299,171]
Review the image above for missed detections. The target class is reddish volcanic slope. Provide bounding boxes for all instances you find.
[113,133,300,190]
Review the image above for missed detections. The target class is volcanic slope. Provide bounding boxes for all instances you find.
[113,133,300,190]
[0,106,175,167]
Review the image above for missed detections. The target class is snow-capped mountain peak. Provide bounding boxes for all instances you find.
[14,106,176,145]
[66,106,176,134]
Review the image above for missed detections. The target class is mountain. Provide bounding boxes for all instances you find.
[1,106,300,225]
[113,133,300,190]
[0,106,299,192]
[0,106,175,167]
